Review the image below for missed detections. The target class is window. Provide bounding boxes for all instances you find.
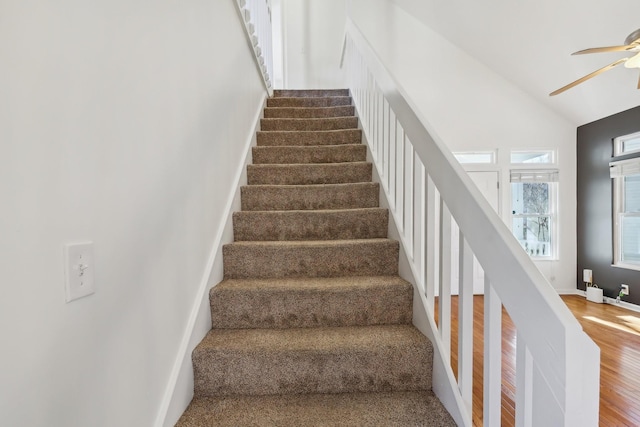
[511,150,554,164]
[510,170,558,259]
[454,151,495,164]
[614,131,640,156]
[611,158,640,268]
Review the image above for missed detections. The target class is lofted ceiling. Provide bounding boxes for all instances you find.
[390,0,640,126]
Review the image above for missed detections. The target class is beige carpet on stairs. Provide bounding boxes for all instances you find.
[176,89,456,426]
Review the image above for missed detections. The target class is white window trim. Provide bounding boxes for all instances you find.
[509,168,559,260]
[611,157,640,269]
[613,130,640,157]
[510,149,557,165]
[453,150,497,165]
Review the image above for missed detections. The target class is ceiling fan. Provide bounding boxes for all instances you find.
[550,28,640,96]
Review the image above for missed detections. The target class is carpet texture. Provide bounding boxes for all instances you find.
[252,144,366,164]
[176,89,456,426]
[246,162,372,185]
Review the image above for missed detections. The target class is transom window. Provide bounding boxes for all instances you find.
[510,150,554,164]
[614,131,640,157]
[454,151,495,164]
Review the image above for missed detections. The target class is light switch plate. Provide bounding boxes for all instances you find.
[64,242,95,302]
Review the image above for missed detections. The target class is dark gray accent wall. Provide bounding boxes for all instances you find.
[577,105,640,304]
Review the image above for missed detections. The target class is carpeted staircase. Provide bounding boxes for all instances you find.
[176,90,456,426]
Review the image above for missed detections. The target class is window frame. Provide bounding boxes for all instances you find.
[611,157,640,270]
[510,174,558,260]
[453,150,496,165]
[613,131,640,157]
[510,150,555,164]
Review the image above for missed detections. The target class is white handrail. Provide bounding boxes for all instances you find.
[343,17,600,427]
[235,0,274,96]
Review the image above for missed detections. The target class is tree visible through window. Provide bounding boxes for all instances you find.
[512,183,551,257]
[510,169,558,259]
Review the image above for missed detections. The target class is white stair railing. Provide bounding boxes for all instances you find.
[343,17,600,427]
[235,0,274,96]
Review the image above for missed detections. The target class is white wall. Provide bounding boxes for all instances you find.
[0,1,265,426]
[348,0,577,291]
[281,0,347,89]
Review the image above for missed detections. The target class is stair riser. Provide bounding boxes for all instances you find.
[241,183,379,211]
[210,282,412,329]
[266,97,352,108]
[223,241,399,279]
[247,163,372,185]
[261,117,358,131]
[257,129,361,146]
[264,106,355,118]
[273,89,350,97]
[193,341,430,397]
[252,145,366,164]
[233,209,388,241]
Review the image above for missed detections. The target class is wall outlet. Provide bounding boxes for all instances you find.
[621,284,629,296]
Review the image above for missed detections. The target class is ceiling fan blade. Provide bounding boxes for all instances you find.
[573,45,637,55]
[550,58,628,96]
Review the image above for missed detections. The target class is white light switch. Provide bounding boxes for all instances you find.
[64,242,95,302]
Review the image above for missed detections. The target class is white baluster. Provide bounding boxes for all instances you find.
[484,277,502,427]
[516,333,533,427]
[396,123,405,229]
[424,175,437,311]
[404,139,414,254]
[413,157,425,282]
[458,235,474,415]
[388,112,397,210]
[439,202,452,359]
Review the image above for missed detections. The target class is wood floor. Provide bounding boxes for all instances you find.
[440,295,640,427]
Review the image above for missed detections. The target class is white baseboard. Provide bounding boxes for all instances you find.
[154,94,267,427]
[570,289,640,313]
[557,288,582,295]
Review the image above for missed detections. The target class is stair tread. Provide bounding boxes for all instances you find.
[235,207,385,215]
[273,89,350,97]
[241,182,379,211]
[196,324,427,352]
[257,128,361,146]
[243,182,377,189]
[261,117,358,131]
[193,324,430,396]
[248,161,370,167]
[266,96,352,108]
[265,106,353,111]
[262,117,357,122]
[226,238,395,249]
[210,276,411,329]
[258,128,359,135]
[215,275,410,292]
[252,144,366,164]
[263,105,355,119]
[177,391,456,426]
[233,208,388,241]
[247,162,372,185]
